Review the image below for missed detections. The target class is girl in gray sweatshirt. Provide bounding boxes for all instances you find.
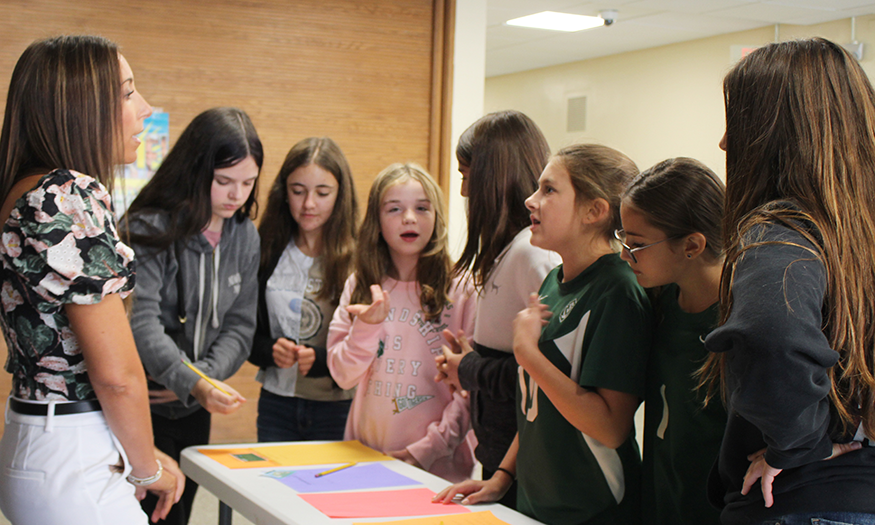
[122,107,262,525]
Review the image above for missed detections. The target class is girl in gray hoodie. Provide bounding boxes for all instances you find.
[122,107,262,525]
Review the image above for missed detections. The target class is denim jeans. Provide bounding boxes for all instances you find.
[760,512,875,525]
[256,388,352,442]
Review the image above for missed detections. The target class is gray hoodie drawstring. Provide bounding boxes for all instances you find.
[193,253,206,360]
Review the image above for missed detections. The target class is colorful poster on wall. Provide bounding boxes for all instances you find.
[113,110,169,217]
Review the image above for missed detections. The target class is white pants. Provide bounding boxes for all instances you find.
[0,399,148,525]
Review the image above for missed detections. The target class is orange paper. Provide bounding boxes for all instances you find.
[197,448,280,469]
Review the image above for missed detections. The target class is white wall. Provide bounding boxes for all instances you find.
[451,15,875,450]
[447,0,487,258]
[481,16,875,180]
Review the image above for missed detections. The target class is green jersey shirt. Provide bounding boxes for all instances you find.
[642,284,725,524]
[516,254,652,525]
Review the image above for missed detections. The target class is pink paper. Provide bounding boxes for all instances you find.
[299,487,470,518]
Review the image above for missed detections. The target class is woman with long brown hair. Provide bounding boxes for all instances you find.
[702,38,875,524]
[0,35,182,524]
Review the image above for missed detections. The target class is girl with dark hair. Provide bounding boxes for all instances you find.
[248,137,358,442]
[123,107,262,524]
[0,36,183,524]
[702,37,875,524]
[327,163,477,483]
[436,144,650,525]
[618,158,727,524]
[434,110,558,508]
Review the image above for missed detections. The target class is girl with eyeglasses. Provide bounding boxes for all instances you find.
[618,157,727,525]
[435,144,651,525]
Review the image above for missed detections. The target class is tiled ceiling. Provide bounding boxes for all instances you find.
[486,0,875,76]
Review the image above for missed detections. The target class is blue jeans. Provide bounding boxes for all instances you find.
[760,513,875,525]
[256,388,352,442]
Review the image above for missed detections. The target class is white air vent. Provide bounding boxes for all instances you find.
[567,96,587,132]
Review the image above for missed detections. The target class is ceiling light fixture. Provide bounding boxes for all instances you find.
[506,11,605,32]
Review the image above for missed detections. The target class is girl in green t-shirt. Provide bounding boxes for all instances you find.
[436,144,651,525]
[618,158,727,525]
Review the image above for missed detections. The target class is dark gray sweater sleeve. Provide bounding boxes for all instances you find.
[705,224,837,470]
[457,348,518,401]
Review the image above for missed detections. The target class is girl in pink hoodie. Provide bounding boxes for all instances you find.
[327,163,476,482]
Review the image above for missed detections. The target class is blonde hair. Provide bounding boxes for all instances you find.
[351,163,452,321]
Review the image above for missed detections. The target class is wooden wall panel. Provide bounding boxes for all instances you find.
[0,0,451,443]
[0,0,443,209]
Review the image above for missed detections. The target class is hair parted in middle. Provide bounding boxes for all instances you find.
[124,107,263,251]
[259,137,358,303]
[351,162,451,322]
[453,110,550,290]
[623,157,725,259]
[552,143,639,240]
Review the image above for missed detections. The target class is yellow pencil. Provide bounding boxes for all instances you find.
[315,462,356,477]
[181,359,232,396]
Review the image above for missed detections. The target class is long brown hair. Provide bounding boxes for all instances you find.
[553,143,639,240]
[701,38,875,437]
[259,137,358,303]
[453,111,550,289]
[0,35,122,199]
[351,163,451,322]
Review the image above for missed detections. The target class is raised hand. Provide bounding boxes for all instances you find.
[346,284,391,324]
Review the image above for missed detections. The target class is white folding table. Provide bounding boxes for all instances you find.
[181,442,545,525]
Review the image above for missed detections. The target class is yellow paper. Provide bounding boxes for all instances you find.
[257,440,390,466]
[353,510,511,525]
[198,440,389,469]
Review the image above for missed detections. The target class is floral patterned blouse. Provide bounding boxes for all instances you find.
[0,169,135,401]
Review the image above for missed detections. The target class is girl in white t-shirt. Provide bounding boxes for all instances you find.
[249,137,358,442]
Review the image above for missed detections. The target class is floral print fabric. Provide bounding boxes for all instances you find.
[0,169,135,401]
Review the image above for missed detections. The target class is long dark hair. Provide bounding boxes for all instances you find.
[0,35,121,200]
[453,110,550,289]
[623,157,725,259]
[259,137,358,303]
[701,38,875,436]
[124,107,263,251]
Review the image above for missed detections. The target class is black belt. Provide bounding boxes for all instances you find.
[10,398,101,416]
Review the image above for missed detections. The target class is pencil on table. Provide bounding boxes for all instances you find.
[315,462,357,477]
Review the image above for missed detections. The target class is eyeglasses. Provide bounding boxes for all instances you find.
[613,229,675,264]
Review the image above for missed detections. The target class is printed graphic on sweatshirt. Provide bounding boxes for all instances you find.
[363,302,457,414]
[228,272,242,295]
[298,297,323,340]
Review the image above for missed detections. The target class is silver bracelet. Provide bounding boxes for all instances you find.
[126,459,163,486]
